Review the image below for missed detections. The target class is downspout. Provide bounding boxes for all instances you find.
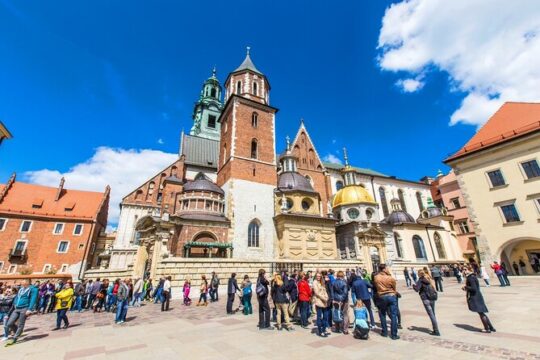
[424,225,437,262]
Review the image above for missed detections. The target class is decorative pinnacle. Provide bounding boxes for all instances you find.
[286,136,291,151]
[343,147,349,166]
[212,66,217,77]
[246,46,251,55]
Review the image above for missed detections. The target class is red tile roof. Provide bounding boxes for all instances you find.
[0,181,108,220]
[445,102,540,162]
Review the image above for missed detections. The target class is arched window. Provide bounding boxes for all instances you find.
[336,180,344,191]
[252,112,258,128]
[379,187,389,217]
[236,81,242,94]
[248,220,260,247]
[210,88,217,98]
[412,235,427,260]
[253,82,258,96]
[393,232,403,258]
[251,139,258,159]
[416,192,424,211]
[434,232,447,259]
[398,189,407,212]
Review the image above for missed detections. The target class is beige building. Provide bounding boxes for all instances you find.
[0,121,12,147]
[445,102,540,275]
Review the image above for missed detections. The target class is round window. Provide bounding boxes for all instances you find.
[302,198,312,211]
[366,209,373,220]
[280,198,293,210]
[347,208,360,219]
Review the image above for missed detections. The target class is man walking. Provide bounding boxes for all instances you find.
[403,267,412,288]
[227,273,239,314]
[5,279,38,346]
[373,264,399,340]
[131,278,143,307]
[431,265,444,292]
[210,272,220,302]
[115,279,129,324]
[161,276,171,311]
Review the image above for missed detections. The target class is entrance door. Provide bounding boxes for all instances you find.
[370,247,380,272]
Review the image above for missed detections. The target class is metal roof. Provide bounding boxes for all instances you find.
[181,134,219,169]
[322,161,387,177]
[233,52,263,75]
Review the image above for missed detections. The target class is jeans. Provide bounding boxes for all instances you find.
[258,296,270,328]
[434,277,443,292]
[115,299,128,322]
[1,312,8,338]
[56,309,69,329]
[496,274,506,286]
[38,295,49,313]
[87,294,97,309]
[209,288,216,301]
[154,288,163,304]
[422,299,439,332]
[131,292,141,307]
[199,292,207,304]
[361,298,376,326]
[242,293,252,315]
[6,308,28,341]
[483,278,490,286]
[405,276,412,287]
[226,293,235,313]
[299,301,310,326]
[72,295,83,312]
[106,294,117,311]
[316,306,329,335]
[502,274,511,286]
[379,295,398,338]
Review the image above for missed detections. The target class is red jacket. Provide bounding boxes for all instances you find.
[298,280,312,302]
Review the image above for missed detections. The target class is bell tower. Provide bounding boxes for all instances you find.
[217,48,278,260]
[190,67,223,141]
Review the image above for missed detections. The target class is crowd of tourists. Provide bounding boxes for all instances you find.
[0,259,501,347]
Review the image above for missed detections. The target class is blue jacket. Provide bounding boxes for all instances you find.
[351,278,372,301]
[14,285,38,310]
[330,278,348,302]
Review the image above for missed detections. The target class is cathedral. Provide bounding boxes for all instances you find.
[93,49,463,282]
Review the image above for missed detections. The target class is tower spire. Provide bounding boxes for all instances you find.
[246,46,251,55]
[343,147,349,167]
[286,135,291,152]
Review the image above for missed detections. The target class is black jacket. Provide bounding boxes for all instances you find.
[257,276,269,298]
[286,278,298,302]
[413,277,434,301]
[465,274,488,313]
[271,282,290,304]
[0,294,15,313]
[227,278,239,294]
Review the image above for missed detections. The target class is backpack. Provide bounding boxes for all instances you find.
[243,285,252,296]
[425,283,438,301]
[256,281,267,297]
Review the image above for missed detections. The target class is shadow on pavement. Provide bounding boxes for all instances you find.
[454,323,483,332]
[407,326,432,335]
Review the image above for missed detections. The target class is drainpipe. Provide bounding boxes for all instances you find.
[424,225,437,262]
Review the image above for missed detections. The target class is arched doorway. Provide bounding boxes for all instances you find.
[497,237,540,275]
[370,246,380,271]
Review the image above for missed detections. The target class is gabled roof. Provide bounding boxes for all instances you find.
[289,120,326,171]
[446,102,540,162]
[0,181,108,220]
[181,134,219,169]
[0,121,12,139]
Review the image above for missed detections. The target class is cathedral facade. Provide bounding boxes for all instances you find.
[93,50,463,281]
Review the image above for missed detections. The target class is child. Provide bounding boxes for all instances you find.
[183,280,191,306]
[353,300,370,340]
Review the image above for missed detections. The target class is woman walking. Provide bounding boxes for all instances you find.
[271,274,293,331]
[480,266,490,287]
[197,275,208,306]
[312,272,329,337]
[297,273,312,328]
[54,282,74,330]
[241,275,253,315]
[413,270,440,336]
[463,266,496,333]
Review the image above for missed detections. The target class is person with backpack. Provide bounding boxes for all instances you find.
[413,270,440,336]
[353,300,370,340]
[256,269,272,330]
[330,271,350,334]
[241,275,253,315]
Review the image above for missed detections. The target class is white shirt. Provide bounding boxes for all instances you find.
[163,280,171,292]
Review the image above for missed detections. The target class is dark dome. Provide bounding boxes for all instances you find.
[278,172,315,193]
[383,211,416,225]
[183,174,224,195]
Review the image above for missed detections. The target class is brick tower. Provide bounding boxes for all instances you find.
[217,48,278,260]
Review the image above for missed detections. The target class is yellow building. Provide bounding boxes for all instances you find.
[273,140,338,260]
[445,102,540,275]
[0,121,12,147]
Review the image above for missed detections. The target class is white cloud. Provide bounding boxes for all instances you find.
[322,153,343,165]
[378,0,540,126]
[396,77,424,93]
[24,147,178,226]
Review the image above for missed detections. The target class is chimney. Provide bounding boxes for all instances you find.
[55,177,65,201]
[0,172,16,203]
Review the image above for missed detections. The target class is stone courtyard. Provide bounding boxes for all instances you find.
[3,277,540,360]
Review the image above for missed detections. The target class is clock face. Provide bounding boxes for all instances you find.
[347,208,360,220]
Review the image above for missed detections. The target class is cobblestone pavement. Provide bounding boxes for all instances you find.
[2,277,540,359]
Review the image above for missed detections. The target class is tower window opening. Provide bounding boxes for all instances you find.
[236,81,242,94]
[252,112,258,128]
[210,88,217,98]
[208,115,216,129]
[253,82,258,96]
[251,139,258,159]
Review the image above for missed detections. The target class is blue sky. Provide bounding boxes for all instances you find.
[2,1,538,224]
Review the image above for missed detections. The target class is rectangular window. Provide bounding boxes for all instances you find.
[73,224,83,235]
[53,223,64,235]
[20,220,32,233]
[57,241,70,253]
[500,204,521,223]
[207,115,216,129]
[42,264,52,273]
[487,169,506,187]
[450,197,461,209]
[8,265,17,274]
[14,240,26,252]
[521,159,540,179]
[0,218,6,231]
[456,220,470,234]
[60,264,68,273]
[0,261,4,271]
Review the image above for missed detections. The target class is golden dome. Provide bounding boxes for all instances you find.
[332,185,377,208]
